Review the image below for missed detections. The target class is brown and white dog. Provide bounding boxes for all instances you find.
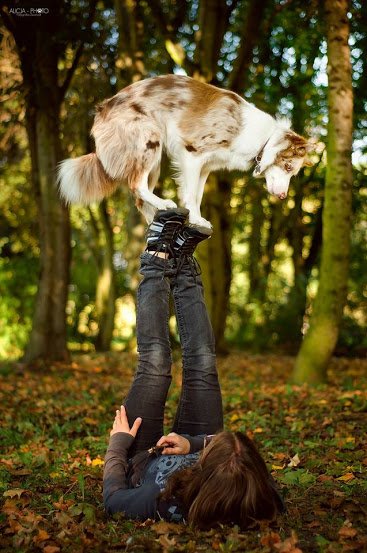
[58,74,312,229]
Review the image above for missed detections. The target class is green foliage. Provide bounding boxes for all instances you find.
[0,257,38,359]
[1,0,366,358]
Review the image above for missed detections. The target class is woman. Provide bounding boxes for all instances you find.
[103,208,284,528]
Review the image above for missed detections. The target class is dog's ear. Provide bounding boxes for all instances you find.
[303,156,314,167]
[302,138,321,167]
[253,140,287,178]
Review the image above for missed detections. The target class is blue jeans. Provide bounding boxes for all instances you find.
[124,253,223,455]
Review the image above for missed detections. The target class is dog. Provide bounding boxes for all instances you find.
[58,74,312,229]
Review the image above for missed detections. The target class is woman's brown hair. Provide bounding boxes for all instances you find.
[159,431,283,529]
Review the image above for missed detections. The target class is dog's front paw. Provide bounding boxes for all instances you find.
[157,199,177,210]
[188,214,212,230]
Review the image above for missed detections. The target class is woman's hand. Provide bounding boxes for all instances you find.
[156,432,190,455]
[110,405,142,437]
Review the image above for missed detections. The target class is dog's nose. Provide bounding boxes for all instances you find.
[278,192,286,200]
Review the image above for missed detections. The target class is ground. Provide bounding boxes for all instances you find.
[0,353,366,553]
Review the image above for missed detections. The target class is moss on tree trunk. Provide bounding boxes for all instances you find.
[293,0,353,383]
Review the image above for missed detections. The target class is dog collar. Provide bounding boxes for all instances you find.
[253,136,271,175]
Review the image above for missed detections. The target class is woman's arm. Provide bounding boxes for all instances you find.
[103,405,141,504]
[156,432,207,454]
[103,432,134,501]
[103,431,161,519]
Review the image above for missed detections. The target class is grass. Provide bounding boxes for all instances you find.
[1,352,366,552]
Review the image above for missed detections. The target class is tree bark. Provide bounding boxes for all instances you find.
[94,201,116,351]
[114,0,147,286]
[1,0,95,363]
[197,175,232,353]
[193,0,270,349]
[293,0,353,383]
[195,0,231,82]
[229,0,270,92]
[23,106,71,362]
[247,180,266,301]
[191,0,234,350]
[18,17,71,363]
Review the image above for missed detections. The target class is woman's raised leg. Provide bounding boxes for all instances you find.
[170,260,223,436]
[123,253,175,455]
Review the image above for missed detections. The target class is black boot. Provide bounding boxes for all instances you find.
[145,208,189,257]
[173,225,213,274]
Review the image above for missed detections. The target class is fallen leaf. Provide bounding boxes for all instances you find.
[158,534,176,551]
[83,417,98,425]
[33,529,50,543]
[8,468,32,476]
[3,489,28,499]
[330,497,344,508]
[44,546,61,553]
[0,458,15,468]
[91,457,104,467]
[151,521,182,535]
[337,473,355,482]
[274,531,303,553]
[339,527,357,539]
[307,520,321,528]
[317,474,333,482]
[261,532,281,546]
[273,452,288,461]
[288,454,300,468]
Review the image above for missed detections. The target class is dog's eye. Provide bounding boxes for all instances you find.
[284,163,293,173]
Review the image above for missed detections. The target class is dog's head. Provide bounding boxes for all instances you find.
[253,123,313,199]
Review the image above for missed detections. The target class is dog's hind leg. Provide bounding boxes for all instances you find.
[132,170,177,211]
[134,163,162,223]
[148,163,161,193]
[196,169,210,211]
[178,156,212,229]
[136,199,156,224]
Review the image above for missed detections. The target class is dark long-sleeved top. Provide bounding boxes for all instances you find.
[103,432,205,522]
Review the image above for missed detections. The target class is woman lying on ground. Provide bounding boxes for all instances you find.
[103,208,284,529]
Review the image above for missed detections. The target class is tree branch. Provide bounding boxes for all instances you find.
[147,0,168,35]
[59,40,84,99]
[146,0,197,75]
[58,0,97,100]
[87,206,102,269]
[0,7,22,46]
[228,0,271,93]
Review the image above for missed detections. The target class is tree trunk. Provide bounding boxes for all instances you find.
[197,175,232,353]
[1,0,97,364]
[23,107,71,363]
[195,0,230,82]
[94,201,116,351]
[114,0,146,286]
[247,180,266,301]
[293,0,353,383]
[20,22,71,363]
[228,0,270,92]
[191,0,235,350]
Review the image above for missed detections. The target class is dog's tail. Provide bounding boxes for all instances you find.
[57,153,118,205]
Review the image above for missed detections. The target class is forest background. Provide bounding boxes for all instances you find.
[0,0,366,380]
[1,1,367,552]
